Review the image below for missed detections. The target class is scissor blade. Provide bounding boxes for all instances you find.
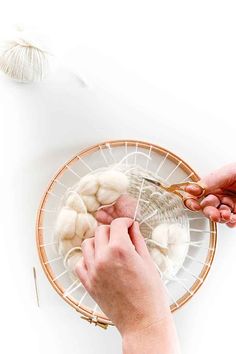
[143,177,162,187]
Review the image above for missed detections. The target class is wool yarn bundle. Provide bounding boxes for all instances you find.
[73,170,129,209]
[54,169,130,277]
[147,223,189,280]
[0,26,50,82]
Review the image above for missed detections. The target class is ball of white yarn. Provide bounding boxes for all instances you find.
[0,26,50,82]
[55,207,77,240]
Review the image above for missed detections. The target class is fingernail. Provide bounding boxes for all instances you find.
[191,204,201,211]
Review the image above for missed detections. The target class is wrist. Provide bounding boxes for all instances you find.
[122,315,180,354]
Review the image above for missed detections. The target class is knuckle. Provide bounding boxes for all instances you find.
[95,256,107,271]
[110,218,123,227]
[109,243,127,258]
[96,224,109,235]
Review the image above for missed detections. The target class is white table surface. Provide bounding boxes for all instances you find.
[0,1,236,353]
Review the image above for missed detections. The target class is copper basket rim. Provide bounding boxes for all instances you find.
[36,139,217,326]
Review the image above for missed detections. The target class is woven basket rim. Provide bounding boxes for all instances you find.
[36,139,217,326]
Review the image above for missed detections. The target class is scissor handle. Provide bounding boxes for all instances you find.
[168,182,206,211]
[168,181,205,197]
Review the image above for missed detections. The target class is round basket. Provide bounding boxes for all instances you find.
[36,140,217,328]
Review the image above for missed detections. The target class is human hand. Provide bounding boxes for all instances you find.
[185,163,236,227]
[75,217,179,353]
[95,194,137,224]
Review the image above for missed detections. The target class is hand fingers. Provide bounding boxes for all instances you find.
[200,195,235,223]
[75,257,91,290]
[185,183,204,196]
[218,205,232,222]
[184,198,201,211]
[95,209,113,224]
[95,225,110,253]
[200,163,236,193]
[114,194,138,219]
[129,221,150,258]
[81,238,95,272]
[200,194,221,208]
[219,196,235,210]
[202,206,221,222]
[226,214,236,227]
[109,217,134,247]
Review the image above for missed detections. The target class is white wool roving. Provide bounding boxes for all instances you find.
[149,247,174,278]
[96,187,120,205]
[65,192,87,213]
[97,170,129,205]
[0,26,50,82]
[55,207,77,240]
[149,223,189,280]
[56,211,97,255]
[152,224,169,249]
[98,170,129,193]
[58,239,74,256]
[54,168,130,279]
[82,195,100,212]
[75,213,97,239]
[72,169,129,209]
[76,175,99,195]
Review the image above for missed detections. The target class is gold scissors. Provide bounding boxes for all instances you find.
[143,177,206,209]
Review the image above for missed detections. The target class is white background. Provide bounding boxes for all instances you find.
[0,1,236,353]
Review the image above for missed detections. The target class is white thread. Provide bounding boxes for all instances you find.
[106,143,116,163]
[164,161,182,181]
[39,241,57,247]
[65,282,83,297]
[54,179,68,189]
[44,256,62,265]
[66,165,80,178]
[99,146,109,165]
[145,145,152,170]
[133,178,145,221]
[77,156,92,171]
[155,153,169,175]
[64,279,81,297]
[117,151,151,167]
[53,270,68,281]
[79,290,88,305]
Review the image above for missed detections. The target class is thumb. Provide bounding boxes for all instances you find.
[185,163,236,196]
[129,221,150,258]
[201,163,236,193]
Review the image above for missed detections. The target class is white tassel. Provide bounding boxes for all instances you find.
[0,25,50,82]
